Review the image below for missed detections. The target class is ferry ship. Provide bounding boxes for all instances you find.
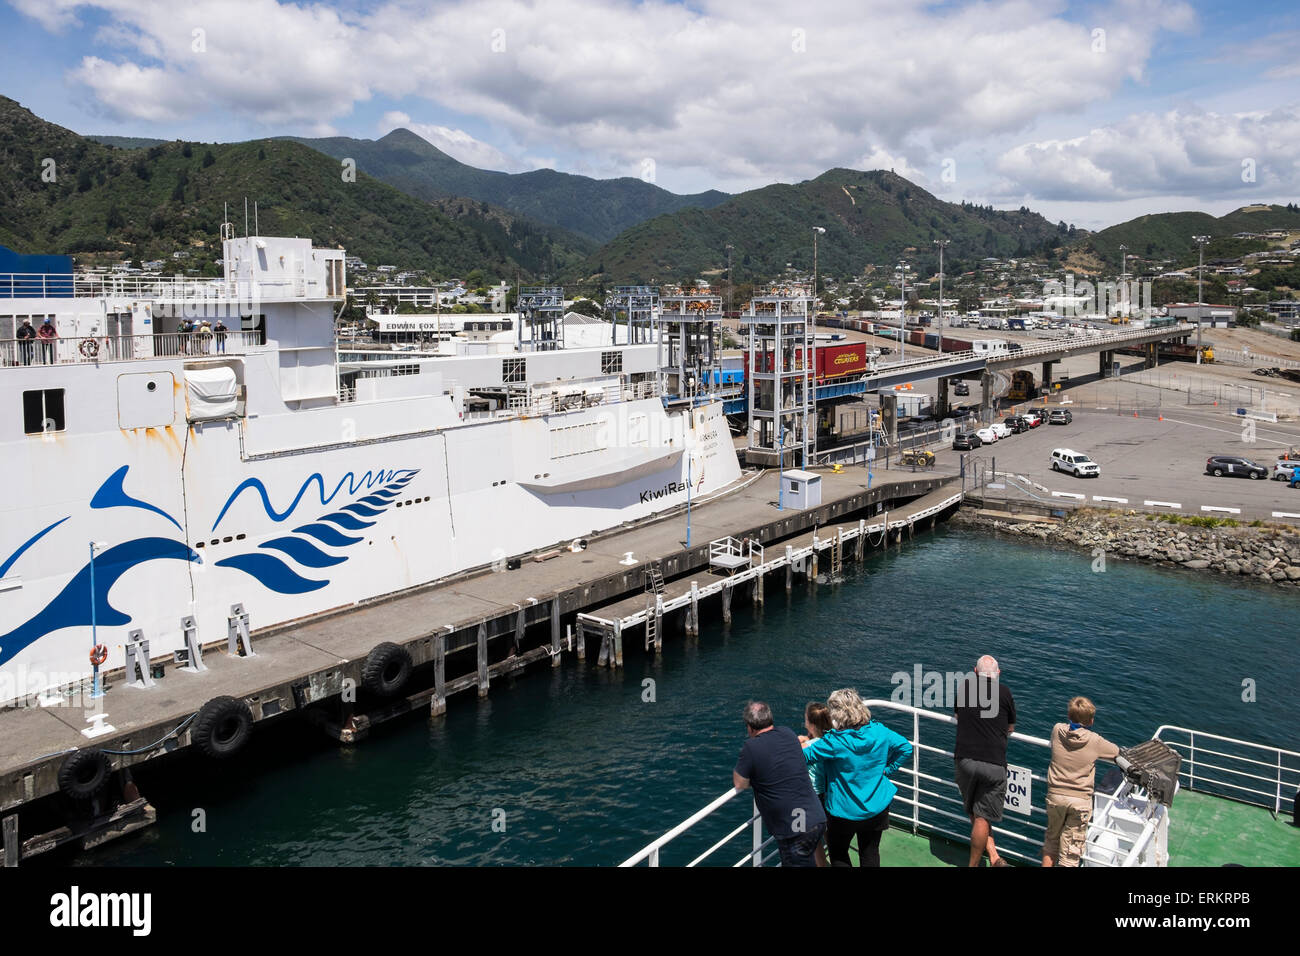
[0,230,742,707]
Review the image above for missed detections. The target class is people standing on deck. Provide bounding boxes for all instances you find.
[16,318,35,365]
[733,700,827,867]
[196,319,213,354]
[36,318,57,364]
[953,655,1016,867]
[213,318,228,354]
[176,318,193,355]
[1042,697,1120,868]
[802,688,912,867]
[799,701,834,867]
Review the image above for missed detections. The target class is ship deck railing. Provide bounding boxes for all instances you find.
[0,272,343,302]
[1153,725,1299,818]
[1,330,266,368]
[621,701,1280,867]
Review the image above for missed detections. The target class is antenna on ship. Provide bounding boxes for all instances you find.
[244,197,249,237]
[254,201,259,236]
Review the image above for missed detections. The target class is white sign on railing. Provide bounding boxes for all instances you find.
[1005,764,1033,816]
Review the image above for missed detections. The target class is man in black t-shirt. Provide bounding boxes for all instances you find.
[953,655,1016,867]
[733,701,827,867]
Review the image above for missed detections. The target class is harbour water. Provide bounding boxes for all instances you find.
[69,527,1298,867]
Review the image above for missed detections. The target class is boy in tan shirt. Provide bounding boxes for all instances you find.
[1042,696,1120,867]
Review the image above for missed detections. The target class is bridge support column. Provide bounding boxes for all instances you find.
[979,371,995,417]
[1099,350,1112,378]
[1041,361,1054,395]
[879,393,898,447]
[936,378,950,418]
[1144,342,1158,369]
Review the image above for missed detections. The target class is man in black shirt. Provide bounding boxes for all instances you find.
[733,700,827,867]
[953,655,1016,867]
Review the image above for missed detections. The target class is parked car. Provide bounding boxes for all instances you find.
[1021,411,1043,428]
[1273,461,1298,481]
[989,422,1011,439]
[975,426,998,444]
[953,381,970,396]
[1004,415,1030,433]
[1050,448,1100,477]
[952,431,982,450]
[1048,409,1072,425]
[1205,456,1267,479]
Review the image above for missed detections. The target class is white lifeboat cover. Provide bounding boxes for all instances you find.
[186,366,238,420]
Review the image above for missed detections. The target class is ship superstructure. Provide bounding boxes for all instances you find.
[0,233,741,706]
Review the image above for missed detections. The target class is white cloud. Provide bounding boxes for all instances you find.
[995,104,1300,202]
[17,0,1200,192]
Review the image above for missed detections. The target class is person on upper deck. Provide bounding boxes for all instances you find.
[802,688,912,867]
[36,318,57,364]
[953,654,1016,867]
[799,701,833,867]
[733,700,827,868]
[1042,696,1121,868]
[16,318,35,365]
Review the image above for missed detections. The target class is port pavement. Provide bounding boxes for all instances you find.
[962,407,1300,521]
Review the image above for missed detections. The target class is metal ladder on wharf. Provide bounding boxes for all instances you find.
[644,562,665,653]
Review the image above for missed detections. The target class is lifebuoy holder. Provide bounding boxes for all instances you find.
[78,338,101,358]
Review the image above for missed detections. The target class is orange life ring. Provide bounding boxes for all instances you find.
[90,644,108,667]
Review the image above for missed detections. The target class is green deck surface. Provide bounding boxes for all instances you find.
[851,792,1299,867]
[1166,790,1300,867]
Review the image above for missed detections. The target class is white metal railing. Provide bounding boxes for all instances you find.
[1,330,263,367]
[0,272,343,302]
[621,701,1188,867]
[1154,725,1299,817]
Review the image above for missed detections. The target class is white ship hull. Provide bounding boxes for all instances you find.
[0,236,742,706]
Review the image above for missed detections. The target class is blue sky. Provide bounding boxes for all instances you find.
[2,0,1297,229]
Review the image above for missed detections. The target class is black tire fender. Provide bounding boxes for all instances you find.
[58,748,112,801]
[361,642,413,697]
[193,696,254,759]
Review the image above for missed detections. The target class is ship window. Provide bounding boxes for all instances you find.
[601,350,623,374]
[23,389,65,435]
[503,358,526,384]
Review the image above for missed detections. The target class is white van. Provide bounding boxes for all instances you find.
[1051,448,1100,478]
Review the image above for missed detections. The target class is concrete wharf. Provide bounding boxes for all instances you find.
[0,465,959,863]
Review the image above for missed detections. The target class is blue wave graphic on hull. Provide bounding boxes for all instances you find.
[259,536,347,569]
[92,465,183,531]
[214,554,328,593]
[293,523,363,547]
[0,516,69,579]
[318,512,375,531]
[0,537,200,668]
[211,468,417,532]
[214,469,420,595]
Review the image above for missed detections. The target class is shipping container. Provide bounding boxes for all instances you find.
[742,343,869,383]
[817,343,869,379]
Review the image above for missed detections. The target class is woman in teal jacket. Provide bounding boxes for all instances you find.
[803,688,913,866]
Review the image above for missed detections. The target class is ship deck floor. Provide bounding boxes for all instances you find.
[848,791,1300,867]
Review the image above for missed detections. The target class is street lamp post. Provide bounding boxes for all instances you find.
[88,541,108,699]
[1194,235,1210,351]
[934,239,949,354]
[811,227,825,468]
[1118,243,1128,319]
[897,261,910,363]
